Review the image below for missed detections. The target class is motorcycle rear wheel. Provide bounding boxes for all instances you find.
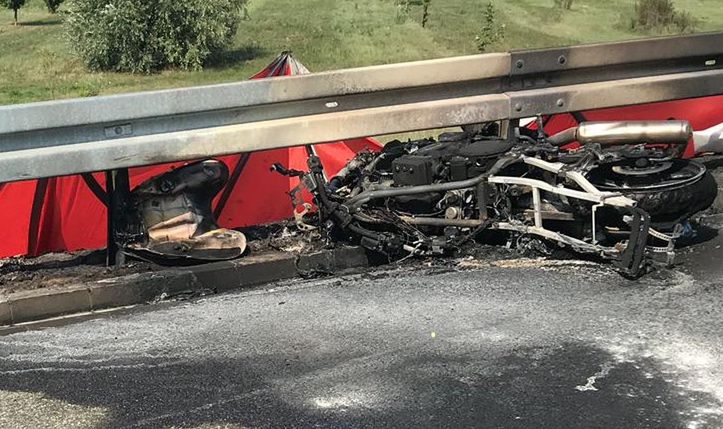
[587,159,717,229]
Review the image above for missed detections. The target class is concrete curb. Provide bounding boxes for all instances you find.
[0,246,371,327]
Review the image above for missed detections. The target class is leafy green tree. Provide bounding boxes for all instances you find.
[3,0,26,25]
[44,0,65,13]
[65,0,247,73]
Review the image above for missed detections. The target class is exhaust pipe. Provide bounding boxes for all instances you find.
[548,120,692,146]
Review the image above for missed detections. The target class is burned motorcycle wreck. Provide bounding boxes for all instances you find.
[292,120,717,277]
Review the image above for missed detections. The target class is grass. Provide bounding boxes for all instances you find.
[0,0,721,106]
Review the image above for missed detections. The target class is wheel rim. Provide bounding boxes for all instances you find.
[587,159,706,192]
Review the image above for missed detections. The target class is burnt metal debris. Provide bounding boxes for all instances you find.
[121,160,247,265]
[282,119,717,277]
[118,119,719,276]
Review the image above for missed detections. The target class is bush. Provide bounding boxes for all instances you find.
[475,2,505,53]
[554,0,573,10]
[44,0,64,13]
[65,0,246,73]
[631,0,696,33]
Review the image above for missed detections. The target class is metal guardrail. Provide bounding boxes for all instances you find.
[0,31,721,183]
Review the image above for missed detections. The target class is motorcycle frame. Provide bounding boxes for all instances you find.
[391,154,658,276]
[486,156,636,255]
[488,154,670,276]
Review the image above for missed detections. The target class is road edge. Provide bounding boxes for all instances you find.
[0,246,371,329]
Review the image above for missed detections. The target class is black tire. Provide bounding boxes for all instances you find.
[626,170,717,229]
[587,160,718,230]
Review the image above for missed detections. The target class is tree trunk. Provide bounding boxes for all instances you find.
[13,8,18,25]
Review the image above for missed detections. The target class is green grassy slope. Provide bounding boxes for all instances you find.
[0,0,721,105]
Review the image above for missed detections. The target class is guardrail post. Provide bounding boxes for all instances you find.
[105,169,130,266]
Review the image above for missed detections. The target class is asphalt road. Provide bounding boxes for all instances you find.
[1,227,723,428]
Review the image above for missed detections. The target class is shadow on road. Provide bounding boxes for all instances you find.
[0,342,719,428]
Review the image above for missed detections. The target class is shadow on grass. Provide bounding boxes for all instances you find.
[205,45,267,68]
[20,18,63,27]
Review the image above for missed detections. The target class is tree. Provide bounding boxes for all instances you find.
[3,0,26,25]
[421,0,431,28]
[395,0,432,28]
[475,2,505,52]
[44,0,64,13]
[65,0,247,73]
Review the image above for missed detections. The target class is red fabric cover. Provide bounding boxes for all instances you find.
[0,180,37,256]
[213,53,380,227]
[32,175,108,254]
[0,54,381,258]
[212,140,381,228]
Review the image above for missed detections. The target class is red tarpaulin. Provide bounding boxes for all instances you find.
[0,53,381,258]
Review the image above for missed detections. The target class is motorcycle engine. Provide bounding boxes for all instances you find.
[381,132,513,213]
[390,133,513,185]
